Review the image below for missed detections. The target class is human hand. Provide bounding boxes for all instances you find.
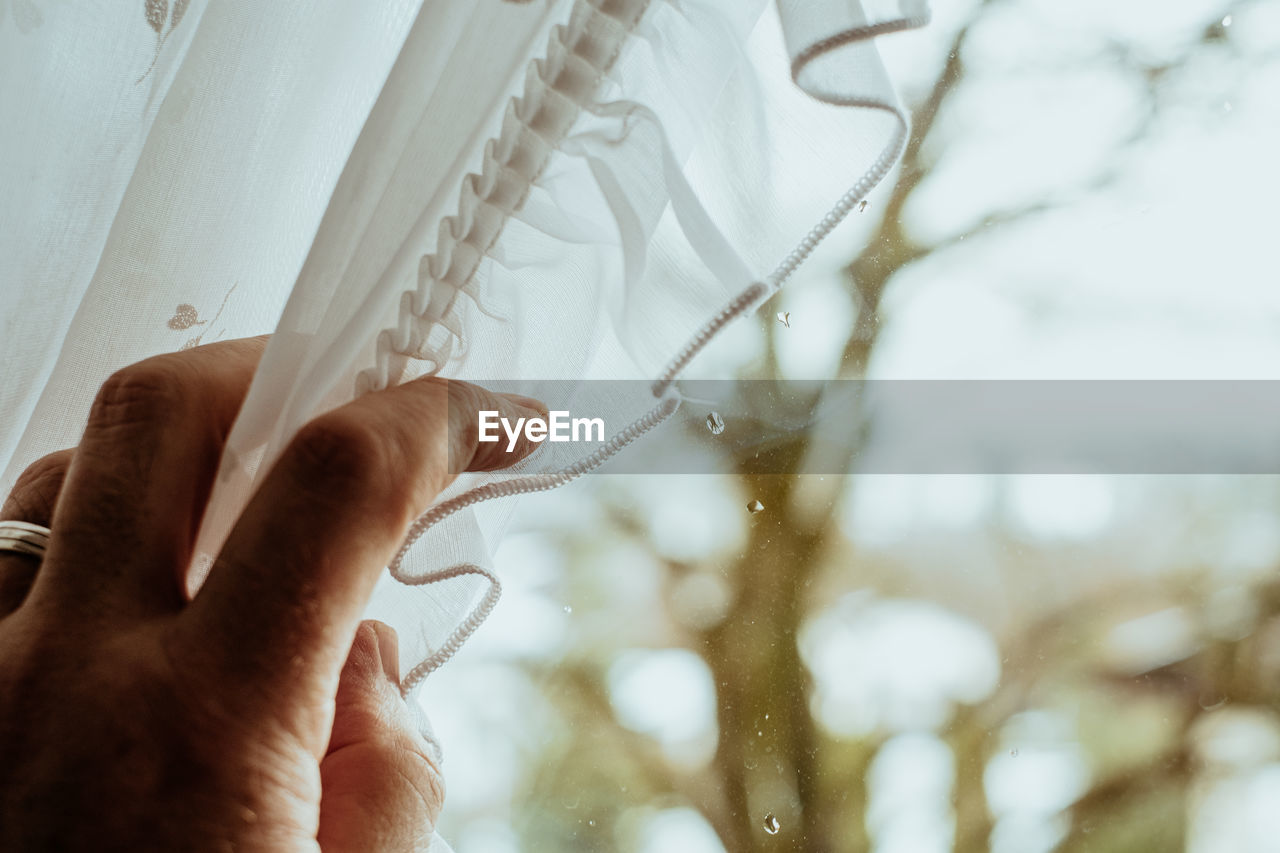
[0,336,542,851]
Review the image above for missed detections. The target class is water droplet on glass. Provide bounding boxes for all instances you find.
[1223,101,1233,113]
[763,813,780,835]
[1222,14,1232,27]
[1009,748,1019,757]
[745,757,758,770]
[858,199,868,212]
[777,311,790,328]
[706,411,726,435]
[563,605,573,614]
[588,820,596,827]
[747,500,765,514]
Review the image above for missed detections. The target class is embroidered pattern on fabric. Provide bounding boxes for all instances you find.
[166,304,202,330]
[137,0,190,83]
[168,283,235,350]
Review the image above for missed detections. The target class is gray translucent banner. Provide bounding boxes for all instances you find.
[450,380,1280,474]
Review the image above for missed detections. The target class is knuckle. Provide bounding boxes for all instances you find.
[89,360,189,431]
[444,380,492,472]
[287,415,392,500]
[380,378,454,510]
[447,383,482,444]
[4,451,70,522]
[14,451,68,491]
[444,378,483,418]
[417,374,452,399]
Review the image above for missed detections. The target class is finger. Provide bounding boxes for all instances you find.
[186,378,542,722]
[318,622,443,852]
[0,449,73,615]
[33,337,267,617]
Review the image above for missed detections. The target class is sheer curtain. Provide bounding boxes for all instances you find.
[1,0,926,837]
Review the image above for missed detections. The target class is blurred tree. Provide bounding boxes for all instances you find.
[498,1,1279,851]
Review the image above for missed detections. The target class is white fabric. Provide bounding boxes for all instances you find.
[0,0,927,825]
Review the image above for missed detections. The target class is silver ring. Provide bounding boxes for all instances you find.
[0,520,51,560]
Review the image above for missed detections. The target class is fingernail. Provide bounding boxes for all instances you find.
[367,620,400,685]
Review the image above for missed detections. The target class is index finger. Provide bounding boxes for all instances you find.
[182,377,542,731]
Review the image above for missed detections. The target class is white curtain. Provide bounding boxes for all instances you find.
[0,0,927,834]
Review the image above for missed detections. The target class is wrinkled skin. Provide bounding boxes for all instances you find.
[0,337,541,852]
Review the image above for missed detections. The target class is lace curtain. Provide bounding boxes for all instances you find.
[0,0,927,825]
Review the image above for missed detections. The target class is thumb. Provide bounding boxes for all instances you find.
[319,621,444,852]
